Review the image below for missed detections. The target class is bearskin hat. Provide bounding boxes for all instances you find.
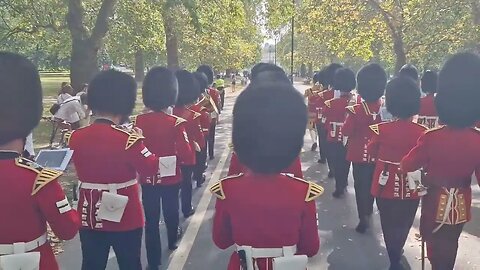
[142,66,178,111]
[385,76,420,119]
[233,82,307,174]
[176,70,200,106]
[196,65,214,85]
[0,52,43,145]
[436,52,480,128]
[421,70,438,94]
[357,63,387,102]
[333,67,356,93]
[88,70,137,117]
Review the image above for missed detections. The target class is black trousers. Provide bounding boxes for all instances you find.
[142,184,180,267]
[180,165,194,215]
[208,121,216,158]
[329,141,350,191]
[352,163,375,218]
[377,198,419,267]
[193,148,207,182]
[79,228,143,270]
[220,90,225,111]
[316,123,327,162]
[428,224,465,270]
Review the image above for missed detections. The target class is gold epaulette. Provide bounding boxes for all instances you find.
[15,157,42,173]
[324,99,334,108]
[173,116,187,127]
[369,124,380,135]
[63,130,74,145]
[286,175,324,202]
[112,125,145,150]
[346,105,356,114]
[209,173,243,200]
[425,125,445,134]
[32,168,62,195]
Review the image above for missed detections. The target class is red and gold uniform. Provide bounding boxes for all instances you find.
[228,152,304,178]
[316,89,335,165]
[135,112,194,185]
[134,112,194,266]
[401,126,480,268]
[323,94,353,192]
[0,152,79,270]
[342,101,382,221]
[189,103,211,137]
[67,119,159,231]
[369,120,426,199]
[173,106,206,157]
[211,173,322,270]
[368,120,426,267]
[417,94,439,129]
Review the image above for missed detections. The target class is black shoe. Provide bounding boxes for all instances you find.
[355,219,369,234]
[328,171,334,178]
[388,262,404,270]
[332,189,345,198]
[318,158,326,164]
[311,142,318,151]
[183,208,195,218]
[168,244,178,251]
[196,175,206,188]
[209,156,214,160]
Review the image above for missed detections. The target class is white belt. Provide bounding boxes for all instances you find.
[0,233,47,255]
[79,179,137,191]
[236,245,297,258]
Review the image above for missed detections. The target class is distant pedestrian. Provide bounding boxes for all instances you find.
[231,74,236,93]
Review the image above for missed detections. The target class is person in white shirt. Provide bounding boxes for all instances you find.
[54,93,86,130]
[57,83,74,104]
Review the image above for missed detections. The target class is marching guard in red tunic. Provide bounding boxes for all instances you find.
[343,63,387,233]
[173,70,206,218]
[317,64,343,176]
[190,72,212,187]
[401,53,480,270]
[368,76,426,270]
[211,81,322,270]
[134,67,195,269]
[418,70,439,129]
[0,52,79,270]
[323,67,357,197]
[67,70,159,270]
[197,65,221,160]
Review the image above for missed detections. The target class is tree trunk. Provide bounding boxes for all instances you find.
[135,49,145,82]
[393,36,407,74]
[67,0,117,91]
[163,10,179,70]
[472,1,480,53]
[308,63,313,78]
[70,39,99,91]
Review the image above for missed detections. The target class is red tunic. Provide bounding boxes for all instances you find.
[0,153,79,270]
[305,88,323,121]
[317,89,335,125]
[174,106,206,156]
[400,126,480,239]
[134,112,194,185]
[228,152,304,178]
[323,95,351,143]
[189,104,211,136]
[68,119,159,232]
[417,94,439,128]
[208,87,221,113]
[367,120,426,199]
[211,173,322,270]
[343,101,382,163]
